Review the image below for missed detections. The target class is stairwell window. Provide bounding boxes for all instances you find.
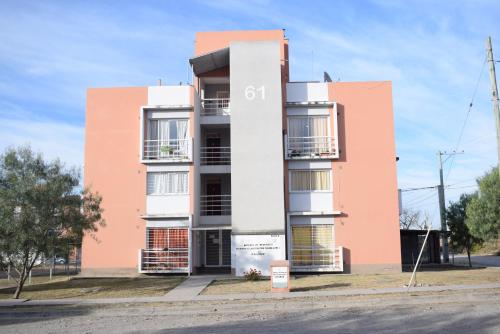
[290,170,331,192]
[147,172,188,195]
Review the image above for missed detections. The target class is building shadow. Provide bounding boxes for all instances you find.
[336,104,347,162]
[0,304,92,327]
[150,299,500,334]
[402,264,487,272]
[291,282,351,292]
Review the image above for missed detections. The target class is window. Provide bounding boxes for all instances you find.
[291,225,334,267]
[145,228,189,269]
[147,228,188,249]
[288,116,329,138]
[290,170,331,191]
[147,172,188,195]
[216,91,229,109]
[288,116,332,156]
[147,119,188,142]
[146,119,189,159]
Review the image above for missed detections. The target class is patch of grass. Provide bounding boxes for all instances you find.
[0,276,185,300]
[201,267,500,295]
[0,275,70,289]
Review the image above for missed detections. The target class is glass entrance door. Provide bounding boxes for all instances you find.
[205,229,231,267]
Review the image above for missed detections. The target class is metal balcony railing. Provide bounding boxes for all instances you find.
[200,194,231,216]
[143,139,191,161]
[286,136,337,159]
[139,248,189,273]
[201,98,230,116]
[200,146,231,165]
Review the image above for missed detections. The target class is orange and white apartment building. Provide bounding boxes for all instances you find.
[82,29,401,276]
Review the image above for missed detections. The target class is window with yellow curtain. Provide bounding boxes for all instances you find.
[292,226,312,266]
[291,225,334,267]
[290,170,331,191]
[311,225,334,265]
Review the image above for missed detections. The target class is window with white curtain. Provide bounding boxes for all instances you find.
[147,172,188,195]
[288,116,329,138]
[290,170,331,191]
[147,119,188,142]
[146,119,189,158]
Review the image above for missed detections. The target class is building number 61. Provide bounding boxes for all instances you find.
[245,85,266,100]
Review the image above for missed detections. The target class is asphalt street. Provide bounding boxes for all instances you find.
[452,255,500,267]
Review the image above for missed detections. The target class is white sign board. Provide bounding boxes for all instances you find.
[271,266,288,289]
[232,234,286,276]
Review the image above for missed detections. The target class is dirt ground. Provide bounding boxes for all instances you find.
[202,267,500,295]
[0,288,499,333]
[0,277,185,300]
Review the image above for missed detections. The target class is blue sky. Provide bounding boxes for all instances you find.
[1,0,499,227]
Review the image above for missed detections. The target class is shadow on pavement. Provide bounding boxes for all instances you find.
[151,302,500,334]
[291,282,351,292]
[0,305,92,327]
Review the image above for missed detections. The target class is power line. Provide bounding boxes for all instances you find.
[405,191,438,207]
[445,56,488,182]
[403,188,437,205]
[446,185,478,190]
[446,179,478,187]
[402,187,435,201]
[400,185,438,192]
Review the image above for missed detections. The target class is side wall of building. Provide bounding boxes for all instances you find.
[82,87,148,276]
[329,82,402,273]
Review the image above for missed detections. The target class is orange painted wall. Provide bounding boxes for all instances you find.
[82,87,148,269]
[195,30,286,57]
[329,82,401,269]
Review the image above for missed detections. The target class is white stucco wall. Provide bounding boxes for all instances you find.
[148,86,192,106]
[146,195,190,215]
[289,192,333,212]
[286,82,329,102]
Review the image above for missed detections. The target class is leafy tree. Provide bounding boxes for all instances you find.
[0,146,105,299]
[400,208,428,230]
[446,193,482,267]
[466,167,500,244]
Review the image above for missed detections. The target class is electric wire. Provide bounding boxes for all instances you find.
[404,190,438,208]
[445,56,487,182]
[403,188,437,205]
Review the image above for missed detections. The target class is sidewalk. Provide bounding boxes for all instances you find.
[1,281,499,308]
[163,275,217,301]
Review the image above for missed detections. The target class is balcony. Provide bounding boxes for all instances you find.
[285,136,338,159]
[143,139,192,162]
[200,194,231,216]
[200,146,231,165]
[201,98,230,116]
[138,248,189,273]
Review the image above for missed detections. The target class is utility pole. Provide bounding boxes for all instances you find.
[437,150,464,263]
[486,36,500,174]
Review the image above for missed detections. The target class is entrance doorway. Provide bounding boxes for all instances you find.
[205,229,231,267]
